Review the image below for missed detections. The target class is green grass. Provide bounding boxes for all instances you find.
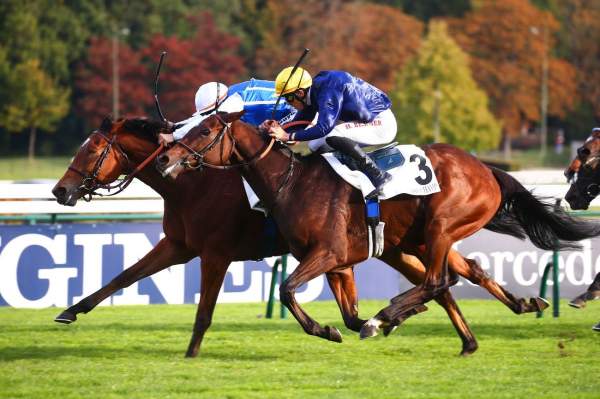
[0,300,599,398]
[0,156,72,180]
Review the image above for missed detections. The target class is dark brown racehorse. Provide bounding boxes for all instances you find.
[53,117,550,357]
[157,112,600,347]
[563,131,600,313]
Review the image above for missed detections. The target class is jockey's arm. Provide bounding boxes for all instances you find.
[290,90,342,141]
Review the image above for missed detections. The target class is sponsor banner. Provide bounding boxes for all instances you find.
[0,223,598,308]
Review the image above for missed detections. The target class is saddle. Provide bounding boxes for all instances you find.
[334,142,405,172]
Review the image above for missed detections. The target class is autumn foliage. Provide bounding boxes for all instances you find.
[254,1,423,92]
[75,13,246,126]
[447,0,577,136]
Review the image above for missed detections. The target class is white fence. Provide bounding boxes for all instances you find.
[0,179,163,217]
[0,170,595,217]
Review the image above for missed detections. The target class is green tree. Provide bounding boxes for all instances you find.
[0,59,69,159]
[392,21,501,151]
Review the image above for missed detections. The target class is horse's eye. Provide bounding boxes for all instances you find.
[578,147,591,158]
[200,128,210,136]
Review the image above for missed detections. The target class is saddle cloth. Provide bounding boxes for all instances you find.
[242,144,440,212]
[321,144,440,199]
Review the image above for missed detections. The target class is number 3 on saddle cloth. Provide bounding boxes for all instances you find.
[323,143,441,258]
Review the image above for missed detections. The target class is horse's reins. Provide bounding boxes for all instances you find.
[68,131,165,201]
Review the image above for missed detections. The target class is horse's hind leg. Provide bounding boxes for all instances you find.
[569,271,600,309]
[452,253,549,314]
[377,248,478,356]
[55,238,194,324]
[326,268,366,332]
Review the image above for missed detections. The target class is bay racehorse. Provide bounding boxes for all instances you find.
[157,111,600,349]
[53,117,549,357]
[562,131,600,312]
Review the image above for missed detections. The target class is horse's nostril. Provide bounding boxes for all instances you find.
[52,186,66,201]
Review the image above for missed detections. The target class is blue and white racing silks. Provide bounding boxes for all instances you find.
[229,79,297,125]
[173,79,296,140]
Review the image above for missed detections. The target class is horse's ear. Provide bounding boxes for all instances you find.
[100,116,113,133]
[221,110,245,124]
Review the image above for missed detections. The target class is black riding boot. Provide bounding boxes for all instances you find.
[326,136,392,197]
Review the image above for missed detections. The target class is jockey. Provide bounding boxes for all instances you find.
[158,79,296,145]
[262,67,396,197]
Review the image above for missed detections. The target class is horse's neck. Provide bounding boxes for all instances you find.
[234,128,301,208]
[124,143,180,200]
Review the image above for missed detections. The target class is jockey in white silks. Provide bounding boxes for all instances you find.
[158,80,296,145]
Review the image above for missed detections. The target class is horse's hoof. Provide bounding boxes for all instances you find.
[54,310,77,324]
[569,291,600,309]
[568,298,585,309]
[460,342,478,357]
[360,319,382,339]
[592,322,600,332]
[325,326,343,343]
[533,297,550,311]
[383,324,398,337]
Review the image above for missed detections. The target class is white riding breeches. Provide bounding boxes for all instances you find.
[307,108,397,153]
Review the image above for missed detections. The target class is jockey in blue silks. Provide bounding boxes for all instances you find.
[261,67,396,197]
[158,79,296,145]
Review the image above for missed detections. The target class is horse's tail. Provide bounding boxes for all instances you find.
[486,167,600,250]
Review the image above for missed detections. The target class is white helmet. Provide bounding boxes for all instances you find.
[193,82,228,116]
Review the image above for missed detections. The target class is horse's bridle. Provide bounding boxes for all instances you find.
[173,115,295,198]
[68,130,163,201]
[174,114,276,171]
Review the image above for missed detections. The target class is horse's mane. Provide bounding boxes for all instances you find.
[121,118,166,143]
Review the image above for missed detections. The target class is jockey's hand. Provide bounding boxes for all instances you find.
[158,133,175,146]
[265,121,291,142]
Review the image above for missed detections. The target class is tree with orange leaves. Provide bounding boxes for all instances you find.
[254,1,423,93]
[447,0,577,155]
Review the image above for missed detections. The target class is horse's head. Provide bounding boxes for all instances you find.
[565,128,600,210]
[157,111,245,179]
[52,117,163,206]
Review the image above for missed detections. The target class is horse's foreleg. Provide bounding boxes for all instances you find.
[55,238,193,324]
[569,271,600,309]
[280,251,343,342]
[378,248,478,355]
[452,253,549,314]
[326,267,366,332]
[185,257,229,358]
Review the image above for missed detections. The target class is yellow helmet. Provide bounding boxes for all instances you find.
[275,66,312,95]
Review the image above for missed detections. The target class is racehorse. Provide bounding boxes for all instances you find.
[156,111,600,347]
[53,117,549,357]
[563,131,600,312]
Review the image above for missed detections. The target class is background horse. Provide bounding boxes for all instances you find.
[157,112,600,350]
[53,117,549,357]
[563,131,600,315]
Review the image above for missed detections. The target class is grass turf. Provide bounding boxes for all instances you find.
[0,300,599,398]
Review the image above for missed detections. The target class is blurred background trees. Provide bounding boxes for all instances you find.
[0,0,597,166]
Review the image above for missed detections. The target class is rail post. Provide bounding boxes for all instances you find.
[537,198,561,318]
[265,255,288,319]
